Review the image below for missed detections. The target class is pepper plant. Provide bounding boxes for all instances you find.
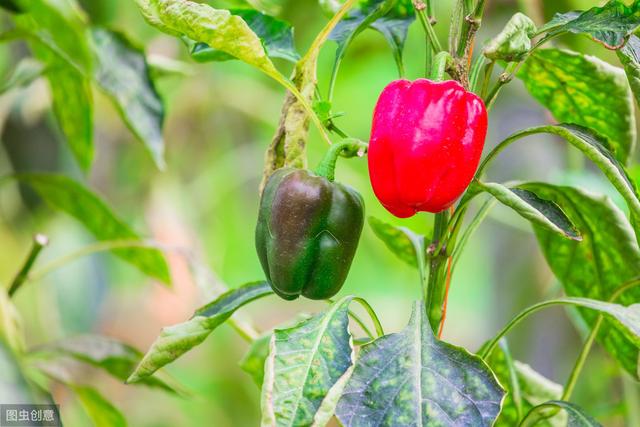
[1,0,640,425]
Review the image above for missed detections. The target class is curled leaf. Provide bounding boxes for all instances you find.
[484,13,537,62]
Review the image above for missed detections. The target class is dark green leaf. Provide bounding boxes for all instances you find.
[495,125,640,226]
[261,296,354,426]
[33,335,176,393]
[44,56,94,171]
[523,183,640,378]
[72,386,127,427]
[26,39,93,171]
[539,1,640,49]
[368,216,426,269]
[474,181,581,241]
[92,28,166,169]
[518,48,635,164]
[523,400,602,426]
[0,58,45,94]
[329,0,414,77]
[483,13,537,62]
[617,34,640,106]
[336,301,505,426]
[15,173,170,283]
[370,1,414,69]
[0,0,21,13]
[189,9,299,63]
[128,281,272,383]
[136,0,281,80]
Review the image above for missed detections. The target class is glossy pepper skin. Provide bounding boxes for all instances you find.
[255,168,364,300]
[368,78,488,217]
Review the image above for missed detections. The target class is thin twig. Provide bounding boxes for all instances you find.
[8,234,48,297]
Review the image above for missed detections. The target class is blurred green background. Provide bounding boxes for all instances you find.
[0,0,638,425]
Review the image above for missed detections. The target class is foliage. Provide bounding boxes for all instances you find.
[1,0,640,425]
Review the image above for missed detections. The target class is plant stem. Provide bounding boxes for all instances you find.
[353,297,385,337]
[314,139,368,181]
[560,276,640,401]
[425,210,450,333]
[276,76,334,146]
[561,315,603,400]
[481,277,640,361]
[430,51,452,81]
[437,249,454,338]
[414,1,442,55]
[303,0,358,64]
[452,198,495,270]
[480,299,578,359]
[480,60,495,98]
[271,0,358,145]
[455,0,486,60]
[347,309,375,339]
[28,239,170,283]
[8,234,48,297]
[228,317,259,342]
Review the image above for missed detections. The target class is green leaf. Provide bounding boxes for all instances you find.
[329,0,414,77]
[0,58,45,94]
[562,297,640,342]
[335,301,505,426]
[483,13,537,62]
[24,36,93,171]
[91,28,166,169]
[368,216,426,269]
[539,0,640,50]
[523,183,640,378]
[135,0,280,79]
[495,125,640,225]
[43,55,94,171]
[72,386,127,427]
[617,34,640,106]
[261,296,355,427]
[486,339,566,427]
[242,0,283,15]
[239,314,313,388]
[473,181,581,241]
[33,335,177,393]
[0,0,21,13]
[13,0,95,170]
[523,400,602,426]
[128,281,272,383]
[369,1,414,69]
[14,0,93,74]
[15,173,170,283]
[518,48,636,164]
[239,333,271,387]
[188,9,299,63]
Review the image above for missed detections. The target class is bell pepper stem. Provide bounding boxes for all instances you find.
[315,139,368,182]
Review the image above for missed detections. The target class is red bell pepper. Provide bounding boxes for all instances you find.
[368,79,488,217]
